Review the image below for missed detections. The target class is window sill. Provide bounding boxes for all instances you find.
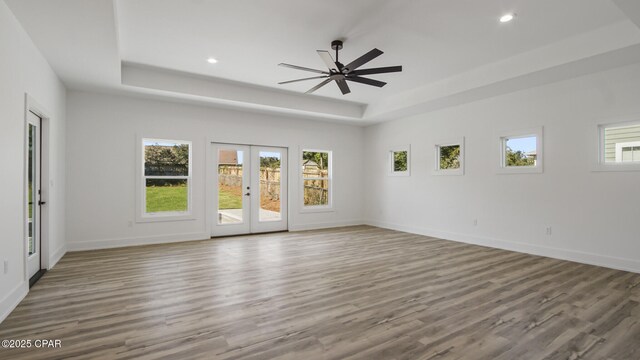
[591,163,640,172]
[299,206,334,214]
[496,166,543,175]
[136,213,196,223]
[432,169,464,176]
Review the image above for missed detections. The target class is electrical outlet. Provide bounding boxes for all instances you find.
[473,219,478,226]
[3,260,8,274]
[546,227,552,236]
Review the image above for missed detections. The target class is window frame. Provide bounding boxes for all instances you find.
[137,137,194,222]
[389,145,411,177]
[496,127,543,174]
[300,148,333,213]
[433,137,465,176]
[594,119,640,172]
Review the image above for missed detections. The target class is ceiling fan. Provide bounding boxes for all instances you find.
[278,40,402,95]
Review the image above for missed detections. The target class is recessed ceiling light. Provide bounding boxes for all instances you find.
[207,57,218,64]
[500,13,515,23]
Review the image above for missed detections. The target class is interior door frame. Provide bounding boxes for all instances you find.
[26,110,41,281]
[207,140,290,237]
[23,94,51,285]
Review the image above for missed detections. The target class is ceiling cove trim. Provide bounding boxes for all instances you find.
[121,62,365,121]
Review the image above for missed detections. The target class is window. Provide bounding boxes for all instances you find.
[301,150,331,209]
[434,138,464,175]
[389,146,410,176]
[594,121,640,171]
[497,127,543,174]
[142,138,192,218]
[603,123,640,163]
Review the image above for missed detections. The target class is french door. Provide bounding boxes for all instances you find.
[26,111,42,282]
[212,143,288,236]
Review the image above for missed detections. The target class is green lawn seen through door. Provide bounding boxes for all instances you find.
[218,185,242,210]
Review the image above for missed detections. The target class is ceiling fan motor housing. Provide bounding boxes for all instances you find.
[331,40,343,51]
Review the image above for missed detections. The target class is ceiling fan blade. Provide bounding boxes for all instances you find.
[350,66,402,76]
[305,77,334,94]
[335,76,351,95]
[345,76,387,88]
[278,63,329,75]
[344,48,384,73]
[317,50,339,72]
[279,75,329,85]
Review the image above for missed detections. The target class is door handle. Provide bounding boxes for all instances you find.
[38,200,47,206]
[244,192,250,196]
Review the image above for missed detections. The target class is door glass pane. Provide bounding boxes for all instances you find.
[28,124,36,256]
[259,151,281,222]
[218,149,244,224]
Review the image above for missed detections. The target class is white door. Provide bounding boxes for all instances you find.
[250,146,288,233]
[26,111,41,280]
[213,144,251,236]
[212,144,288,236]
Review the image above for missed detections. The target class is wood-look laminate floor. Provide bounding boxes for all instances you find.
[1,226,640,360]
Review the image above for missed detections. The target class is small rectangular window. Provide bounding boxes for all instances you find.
[302,150,331,209]
[434,138,464,175]
[594,121,640,171]
[504,136,537,167]
[142,139,192,216]
[389,146,410,176]
[602,123,640,163]
[497,127,543,174]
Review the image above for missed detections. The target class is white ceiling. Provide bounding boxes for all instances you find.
[5,0,640,123]
[116,0,626,103]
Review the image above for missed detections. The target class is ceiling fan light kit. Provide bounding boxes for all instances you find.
[278,40,403,95]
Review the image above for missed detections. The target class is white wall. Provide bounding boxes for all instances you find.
[0,1,67,321]
[365,62,640,273]
[65,91,365,250]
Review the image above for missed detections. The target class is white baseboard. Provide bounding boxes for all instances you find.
[366,219,640,274]
[289,219,365,232]
[67,222,367,251]
[0,281,28,324]
[67,232,210,251]
[49,244,67,269]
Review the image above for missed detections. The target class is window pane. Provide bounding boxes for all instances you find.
[144,140,189,176]
[28,124,36,255]
[304,179,329,206]
[259,151,281,221]
[146,178,188,213]
[604,124,640,163]
[439,145,460,170]
[302,151,329,178]
[505,136,536,167]
[218,149,243,224]
[393,151,408,172]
